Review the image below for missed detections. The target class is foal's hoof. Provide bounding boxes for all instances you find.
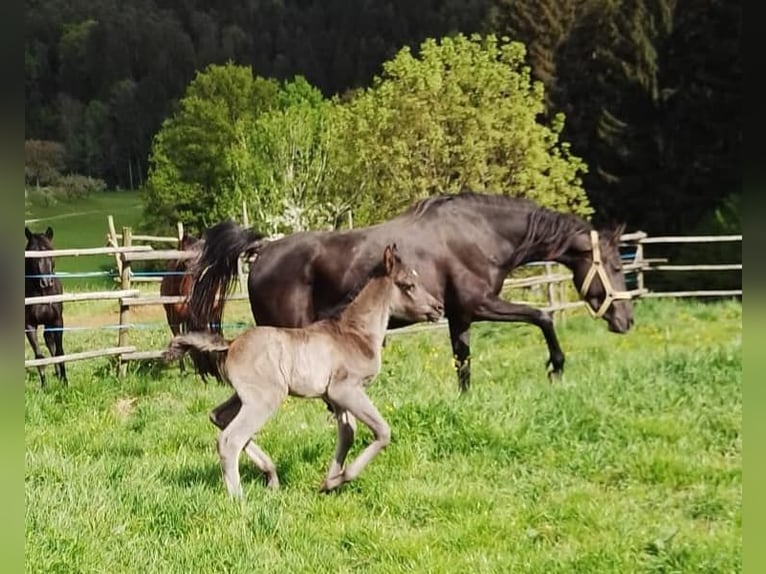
[319,474,344,493]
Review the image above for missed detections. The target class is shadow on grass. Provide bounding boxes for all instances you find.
[167,459,293,492]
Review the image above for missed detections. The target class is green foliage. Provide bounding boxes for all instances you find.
[339,34,590,225]
[25,140,65,187]
[143,63,282,234]
[144,37,590,234]
[250,100,348,233]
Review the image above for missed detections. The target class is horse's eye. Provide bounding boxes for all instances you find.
[399,282,414,293]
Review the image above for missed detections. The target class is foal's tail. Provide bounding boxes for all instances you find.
[163,332,230,383]
[187,220,267,333]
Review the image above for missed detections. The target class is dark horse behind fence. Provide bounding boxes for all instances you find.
[25,226,67,387]
[160,234,209,372]
[187,191,634,390]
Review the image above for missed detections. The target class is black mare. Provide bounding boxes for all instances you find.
[25,226,67,387]
[187,192,634,390]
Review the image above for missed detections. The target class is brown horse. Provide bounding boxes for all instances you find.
[25,226,67,387]
[165,244,443,496]
[160,235,206,372]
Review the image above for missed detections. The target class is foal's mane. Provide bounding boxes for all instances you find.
[316,259,390,322]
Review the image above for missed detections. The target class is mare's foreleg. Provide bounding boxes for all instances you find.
[472,296,565,379]
[25,325,46,388]
[321,383,390,492]
[447,316,472,393]
[211,393,281,490]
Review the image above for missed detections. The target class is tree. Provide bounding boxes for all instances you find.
[143,64,335,234]
[336,34,590,225]
[248,80,349,233]
[24,140,65,188]
[143,63,278,234]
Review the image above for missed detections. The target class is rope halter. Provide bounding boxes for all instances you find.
[578,230,633,319]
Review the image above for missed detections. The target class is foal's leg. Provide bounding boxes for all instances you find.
[210,393,280,489]
[25,325,46,388]
[217,390,285,497]
[448,316,472,393]
[319,409,356,492]
[472,295,565,378]
[321,384,390,492]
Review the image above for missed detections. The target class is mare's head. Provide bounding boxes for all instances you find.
[179,234,203,252]
[382,244,443,323]
[569,225,634,333]
[25,226,56,289]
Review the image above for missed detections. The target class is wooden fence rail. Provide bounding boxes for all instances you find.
[24,226,741,376]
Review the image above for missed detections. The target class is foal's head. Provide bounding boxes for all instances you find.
[382,244,444,323]
[569,225,634,333]
[25,226,56,289]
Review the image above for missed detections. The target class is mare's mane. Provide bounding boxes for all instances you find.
[402,191,591,268]
[507,207,591,269]
[404,190,537,218]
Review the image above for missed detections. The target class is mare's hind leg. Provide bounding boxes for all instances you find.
[25,326,46,387]
[319,409,356,492]
[216,391,285,496]
[321,382,390,492]
[210,393,280,489]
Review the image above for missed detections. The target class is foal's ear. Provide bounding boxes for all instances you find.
[25,227,32,240]
[45,226,54,240]
[383,244,396,275]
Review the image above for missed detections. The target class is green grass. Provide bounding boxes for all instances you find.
[25,298,741,573]
[25,191,145,289]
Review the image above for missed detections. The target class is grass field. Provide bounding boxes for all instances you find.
[25,298,742,573]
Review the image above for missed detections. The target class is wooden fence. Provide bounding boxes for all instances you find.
[24,223,741,376]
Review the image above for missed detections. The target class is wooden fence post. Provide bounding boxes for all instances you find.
[117,227,132,377]
[177,221,184,245]
[238,200,250,294]
[545,262,557,324]
[635,240,645,294]
[107,215,122,282]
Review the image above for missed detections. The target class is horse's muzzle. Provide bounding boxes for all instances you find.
[426,303,444,322]
[608,315,633,333]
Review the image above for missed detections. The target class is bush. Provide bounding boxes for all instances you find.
[52,174,107,200]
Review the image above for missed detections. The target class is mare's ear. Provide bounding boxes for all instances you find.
[383,244,396,275]
[25,227,32,240]
[45,226,54,240]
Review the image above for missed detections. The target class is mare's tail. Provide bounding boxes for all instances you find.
[187,220,266,333]
[163,332,230,383]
